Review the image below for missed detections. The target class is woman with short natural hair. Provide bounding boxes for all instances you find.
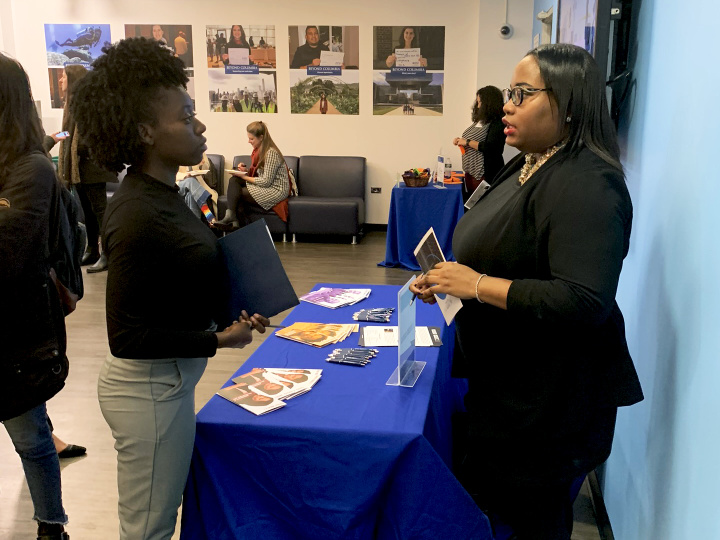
[73,37,268,540]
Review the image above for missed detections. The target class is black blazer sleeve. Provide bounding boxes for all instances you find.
[475,119,506,183]
[507,157,632,327]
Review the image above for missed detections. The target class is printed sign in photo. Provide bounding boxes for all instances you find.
[290,70,358,115]
[45,24,111,108]
[206,25,276,69]
[373,26,445,71]
[208,69,278,113]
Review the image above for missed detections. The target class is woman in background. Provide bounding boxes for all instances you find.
[453,85,506,202]
[0,52,70,540]
[45,64,116,273]
[385,26,427,68]
[411,44,643,538]
[73,37,268,540]
[215,121,292,230]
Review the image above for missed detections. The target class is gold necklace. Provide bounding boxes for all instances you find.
[518,141,566,186]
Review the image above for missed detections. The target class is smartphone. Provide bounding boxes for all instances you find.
[56,131,70,139]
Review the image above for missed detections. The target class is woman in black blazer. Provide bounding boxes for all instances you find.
[412,44,643,539]
[453,85,506,201]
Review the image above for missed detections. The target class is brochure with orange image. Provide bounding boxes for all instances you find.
[275,322,358,347]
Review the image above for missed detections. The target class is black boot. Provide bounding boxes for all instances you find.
[37,521,69,540]
[81,247,99,266]
[87,253,108,273]
[212,209,240,231]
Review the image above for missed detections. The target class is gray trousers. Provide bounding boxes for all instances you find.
[98,354,207,540]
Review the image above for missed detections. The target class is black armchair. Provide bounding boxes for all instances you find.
[288,156,366,244]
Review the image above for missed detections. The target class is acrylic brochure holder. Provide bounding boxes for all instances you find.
[386,275,426,387]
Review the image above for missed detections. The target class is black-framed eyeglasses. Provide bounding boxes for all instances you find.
[502,86,551,106]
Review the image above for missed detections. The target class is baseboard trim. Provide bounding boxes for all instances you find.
[587,470,615,540]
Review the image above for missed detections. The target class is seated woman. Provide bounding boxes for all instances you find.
[215,121,293,230]
[177,153,219,224]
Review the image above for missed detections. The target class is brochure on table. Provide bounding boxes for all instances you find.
[386,275,425,387]
[217,367,323,415]
[358,326,442,347]
[413,227,463,325]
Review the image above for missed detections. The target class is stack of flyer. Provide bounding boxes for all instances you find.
[275,322,358,347]
[217,368,322,415]
[299,287,371,309]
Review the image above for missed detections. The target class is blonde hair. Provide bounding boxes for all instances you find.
[247,121,283,168]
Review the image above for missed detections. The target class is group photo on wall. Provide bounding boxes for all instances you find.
[208,70,278,113]
[288,25,360,115]
[372,26,445,115]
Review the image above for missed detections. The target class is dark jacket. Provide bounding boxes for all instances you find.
[453,145,643,482]
[475,118,506,183]
[0,152,69,421]
[43,134,117,185]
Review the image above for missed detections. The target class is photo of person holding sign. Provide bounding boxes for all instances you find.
[386,26,427,68]
[223,25,252,66]
[290,26,329,69]
[373,26,444,71]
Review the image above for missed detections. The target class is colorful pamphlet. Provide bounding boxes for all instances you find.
[217,367,323,415]
[275,322,358,347]
[216,385,286,415]
[413,228,463,325]
[299,288,371,309]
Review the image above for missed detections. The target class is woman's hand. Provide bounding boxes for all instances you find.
[237,162,248,173]
[216,319,253,349]
[409,275,437,304]
[386,54,396,68]
[415,262,481,301]
[240,310,270,333]
[453,137,462,146]
[419,56,428,67]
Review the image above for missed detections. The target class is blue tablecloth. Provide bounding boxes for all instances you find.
[379,183,465,271]
[181,283,492,540]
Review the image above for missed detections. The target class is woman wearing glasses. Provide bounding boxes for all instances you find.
[411,44,643,539]
[452,85,506,202]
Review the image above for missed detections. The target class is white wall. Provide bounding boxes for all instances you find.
[477,0,534,165]
[4,0,534,224]
[605,0,720,538]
